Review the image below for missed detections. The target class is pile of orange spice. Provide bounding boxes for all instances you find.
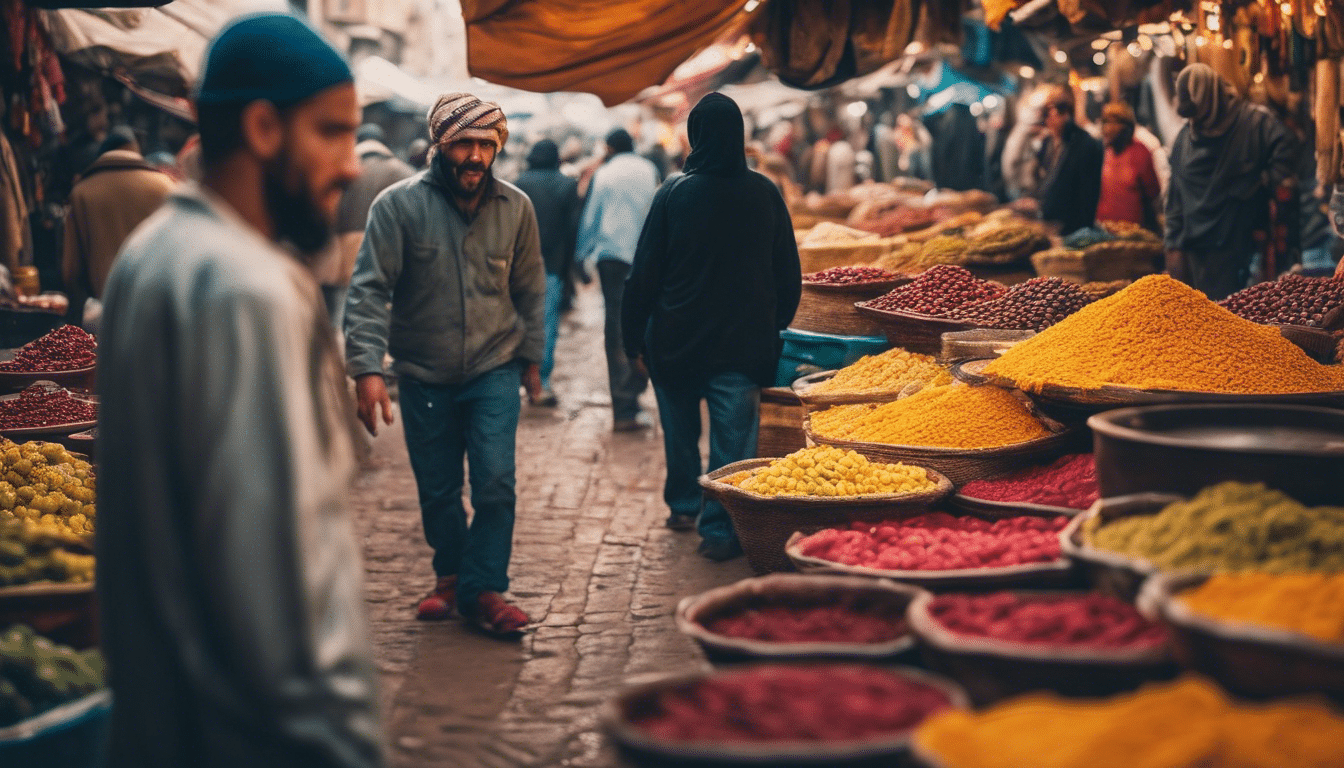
[809,384,1050,449]
[1178,572,1344,643]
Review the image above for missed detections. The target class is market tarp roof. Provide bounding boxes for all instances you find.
[461,0,746,107]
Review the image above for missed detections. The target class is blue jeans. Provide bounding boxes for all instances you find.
[399,365,521,606]
[541,273,564,387]
[653,372,760,543]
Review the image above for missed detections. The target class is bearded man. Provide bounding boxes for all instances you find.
[344,93,545,634]
[97,14,381,767]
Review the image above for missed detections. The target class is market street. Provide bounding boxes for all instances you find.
[349,283,752,768]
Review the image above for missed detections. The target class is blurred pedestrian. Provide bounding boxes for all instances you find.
[97,14,381,767]
[1096,101,1161,231]
[1166,64,1295,299]
[623,93,801,561]
[407,138,429,170]
[1035,85,1103,235]
[577,128,659,431]
[320,123,413,329]
[345,92,544,634]
[513,138,580,406]
[61,125,174,326]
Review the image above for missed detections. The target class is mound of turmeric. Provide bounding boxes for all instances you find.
[809,384,1051,449]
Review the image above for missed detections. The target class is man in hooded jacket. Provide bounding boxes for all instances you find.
[623,93,801,562]
[1165,63,1295,300]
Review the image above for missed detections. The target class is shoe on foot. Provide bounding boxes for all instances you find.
[463,592,529,636]
[697,538,743,562]
[665,513,696,531]
[613,412,654,432]
[415,575,457,621]
[532,387,558,408]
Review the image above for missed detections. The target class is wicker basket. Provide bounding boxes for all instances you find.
[907,591,1175,706]
[756,387,806,458]
[1276,323,1339,364]
[791,277,912,336]
[699,458,954,575]
[675,574,923,662]
[1081,239,1163,282]
[853,304,980,357]
[1058,494,1184,601]
[0,581,97,649]
[940,330,1036,363]
[797,241,893,275]
[802,415,1079,486]
[1030,248,1087,282]
[791,369,936,410]
[1141,571,1344,700]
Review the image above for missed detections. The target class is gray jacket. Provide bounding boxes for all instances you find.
[344,161,546,384]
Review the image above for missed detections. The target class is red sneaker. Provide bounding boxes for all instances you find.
[415,576,457,621]
[466,592,529,636]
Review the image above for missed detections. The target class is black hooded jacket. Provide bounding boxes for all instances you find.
[622,93,801,388]
[514,139,581,275]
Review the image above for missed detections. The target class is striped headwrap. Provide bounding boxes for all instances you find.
[428,93,508,155]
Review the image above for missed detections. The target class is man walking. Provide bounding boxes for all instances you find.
[513,138,580,407]
[1033,84,1103,236]
[97,14,381,767]
[623,93,801,561]
[62,125,174,325]
[345,93,544,634]
[578,128,659,431]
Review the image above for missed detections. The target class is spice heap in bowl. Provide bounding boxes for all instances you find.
[804,265,903,285]
[862,265,1005,315]
[945,277,1094,331]
[810,384,1051,449]
[1220,274,1344,328]
[0,384,97,431]
[705,602,907,645]
[731,446,936,498]
[0,326,96,373]
[805,347,951,397]
[0,439,97,538]
[796,513,1069,572]
[959,454,1098,510]
[926,592,1165,649]
[1175,572,1344,643]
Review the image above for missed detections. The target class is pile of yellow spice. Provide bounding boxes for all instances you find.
[809,384,1051,449]
[914,676,1344,768]
[807,347,952,397]
[983,274,1344,394]
[1178,572,1344,644]
[733,445,935,497]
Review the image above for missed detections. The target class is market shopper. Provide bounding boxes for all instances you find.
[1166,63,1296,300]
[513,138,581,407]
[97,14,381,768]
[345,92,544,633]
[1096,101,1161,231]
[578,128,659,431]
[623,93,801,561]
[1034,85,1103,235]
[61,125,175,326]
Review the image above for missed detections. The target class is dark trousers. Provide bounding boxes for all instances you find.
[1183,249,1252,301]
[399,365,520,606]
[598,260,648,421]
[653,372,760,544]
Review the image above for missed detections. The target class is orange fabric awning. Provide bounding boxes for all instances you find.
[463,0,747,106]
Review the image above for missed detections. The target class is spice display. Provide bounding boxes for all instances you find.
[803,265,902,284]
[0,325,96,373]
[796,513,1069,571]
[733,446,936,497]
[960,222,1050,265]
[704,603,908,644]
[914,676,1344,768]
[0,384,97,430]
[1085,482,1344,573]
[927,593,1166,648]
[0,625,104,727]
[862,265,1006,316]
[0,518,94,586]
[0,439,97,538]
[807,347,951,396]
[983,275,1344,394]
[799,221,880,245]
[1220,274,1344,328]
[946,277,1095,330]
[1178,572,1344,643]
[958,454,1098,510]
[631,665,953,743]
[809,384,1051,449]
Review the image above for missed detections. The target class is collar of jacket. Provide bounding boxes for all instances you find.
[81,149,158,179]
[356,139,395,160]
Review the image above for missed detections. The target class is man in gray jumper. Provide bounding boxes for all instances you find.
[345,93,545,634]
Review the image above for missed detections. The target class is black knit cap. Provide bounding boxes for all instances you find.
[195,13,352,107]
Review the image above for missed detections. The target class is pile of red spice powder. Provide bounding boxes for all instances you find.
[959,454,1098,510]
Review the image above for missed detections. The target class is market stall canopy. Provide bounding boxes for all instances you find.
[355,55,438,109]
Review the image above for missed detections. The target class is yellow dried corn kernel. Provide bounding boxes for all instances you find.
[733,445,935,497]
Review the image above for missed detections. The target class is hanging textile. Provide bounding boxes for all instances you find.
[749,0,925,90]
[0,131,29,272]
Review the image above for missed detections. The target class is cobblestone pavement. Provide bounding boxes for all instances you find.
[350,284,753,767]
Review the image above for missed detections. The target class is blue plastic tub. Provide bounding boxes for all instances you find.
[0,690,110,767]
[775,328,889,386]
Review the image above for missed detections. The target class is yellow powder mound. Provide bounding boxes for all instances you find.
[809,383,1051,449]
[983,275,1344,394]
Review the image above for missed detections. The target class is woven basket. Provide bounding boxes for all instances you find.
[1142,571,1344,700]
[853,304,980,357]
[1080,240,1162,282]
[791,369,935,409]
[1059,494,1184,601]
[797,241,892,275]
[791,277,911,336]
[1276,323,1339,364]
[699,458,953,575]
[675,574,923,662]
[756,387,807,458]
[802,415,1078,486]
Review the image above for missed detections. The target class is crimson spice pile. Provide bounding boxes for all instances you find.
[0,326,96,373]
[796,514,1069,571]
[704,603,907,644]
[946,277,1095,331]
[925,593,1167,648]
[804,266,903,285]
[958,454,1098,510]
[1220,274,1344,328]
[862,265,1005,316]
[0,385,97,430]
[629,665,953,743]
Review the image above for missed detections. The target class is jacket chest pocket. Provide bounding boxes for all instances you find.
[470,249,511,296]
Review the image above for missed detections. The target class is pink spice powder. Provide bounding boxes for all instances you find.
[960,453,1099,509]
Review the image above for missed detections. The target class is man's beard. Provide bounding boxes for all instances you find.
[263,154,336,257]
[440,153,493,199]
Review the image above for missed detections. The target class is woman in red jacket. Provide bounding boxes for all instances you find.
[1096,101,1161,232]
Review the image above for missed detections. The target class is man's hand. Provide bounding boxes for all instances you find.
[1165,249,1186,281]
[523,363,542,403]
[355,374,394,436]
